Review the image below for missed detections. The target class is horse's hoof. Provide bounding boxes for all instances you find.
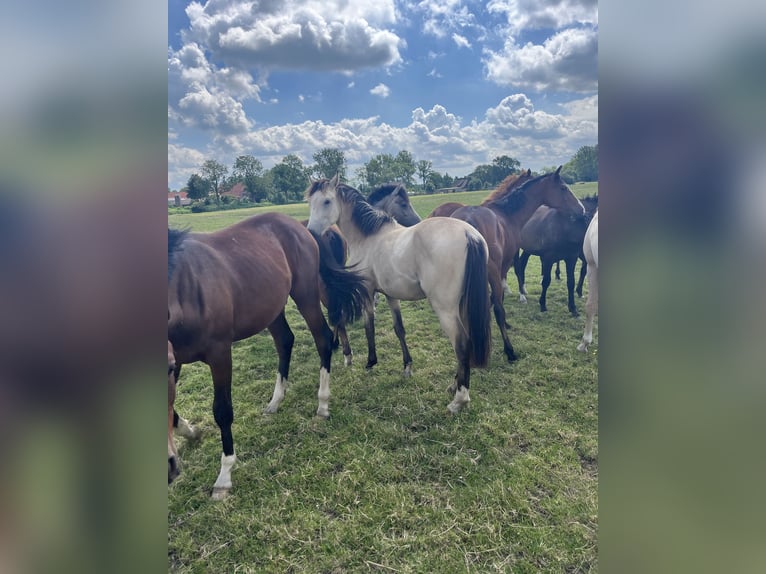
[519,295,527,303]
[365,360,377,370]
[211,487,230,501]
[403,365,412,377]
[577,342,588,352]
[506,353,518,363]
[263,404,278,415]
[344,354,353,367]
[571,311,579,318]
[446,402,465,415]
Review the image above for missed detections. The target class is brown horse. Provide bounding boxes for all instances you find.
[445,168,583,362]
[168,214,368,497]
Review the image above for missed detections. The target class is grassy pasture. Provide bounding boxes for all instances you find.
[168,184,598,572]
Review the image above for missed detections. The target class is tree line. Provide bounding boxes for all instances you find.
[171,145,597,208]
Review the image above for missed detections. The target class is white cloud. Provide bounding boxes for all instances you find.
[167,95,597,189]
[484,27,598,92]
[168,143,208,189]
[370,83,391,98]
[427,68,442,78]
[452,33,471,49]
[487,0,598,32]
[416,0,482,38]
[168,43,258,133]
[347,81,355,88]
[183,0,403,72]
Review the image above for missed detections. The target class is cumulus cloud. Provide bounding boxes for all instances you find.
[487,0,598,32]
[168,143,208,189]
[370,83,391,98]
[168,43,258,133]
[416,0,483,38]
[183,0,402,72]
[167,95,597,189]
[484,27,598,92]
[452,33,471,48]
[484,94,566,138]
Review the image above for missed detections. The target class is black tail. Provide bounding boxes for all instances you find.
[309,229,369,326]
[460,233,492,367]
[168,228,189,281]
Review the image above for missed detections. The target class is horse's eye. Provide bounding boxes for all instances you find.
[323,199,331,206]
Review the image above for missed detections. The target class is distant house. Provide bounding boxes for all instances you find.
[168,190,191,206]
[222,182,246,200]
[436,177,470,194]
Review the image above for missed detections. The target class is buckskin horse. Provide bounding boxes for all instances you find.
[306,175,491,414]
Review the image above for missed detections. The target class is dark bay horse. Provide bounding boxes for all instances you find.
[168,213,368,496]
[307,175,491,414]
[514,194,598,315]
[438,168,583,362]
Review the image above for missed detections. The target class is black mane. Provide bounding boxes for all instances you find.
[337,183,394,236]
[168,228,189,280]
[368,182,406,205]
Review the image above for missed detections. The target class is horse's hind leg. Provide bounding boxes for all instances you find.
[363,301,378,370]
[578,266,598,352]
[292,290,334,418]
[207,344,236,500]
[540,258,553,312]
[489,263,517,363]
[576,258,587,298]
[335,322,353,366]
[386,296,413,376]
[264,311,295,414]
[447,337,472,415]
[171,363,201,440]
[565,256,579,316]
[514,251,531,303]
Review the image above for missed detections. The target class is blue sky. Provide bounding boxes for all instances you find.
[168,0,597,190]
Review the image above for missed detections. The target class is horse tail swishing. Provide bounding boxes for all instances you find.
[460,233,491,368]
[308,228,368,326]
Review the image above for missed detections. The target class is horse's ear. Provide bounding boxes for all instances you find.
[329,173,339,187]
[555,166,562,176]
[526,168,531,176]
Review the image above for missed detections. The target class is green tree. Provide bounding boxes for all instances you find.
[416,160,433,190]
[491,155,521,182]
[566,145,598,182]
[185,173,209,201]
[232,155,266,202]
[312,148,347,180]
[394,150,416,186]
[201,159,228,206]
[271,154,309,203]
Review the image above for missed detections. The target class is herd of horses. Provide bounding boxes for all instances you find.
[168,168,599,497]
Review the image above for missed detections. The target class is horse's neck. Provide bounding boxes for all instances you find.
[492,193,544,229]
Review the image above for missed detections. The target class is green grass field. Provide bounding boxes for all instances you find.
[168,184,598,572]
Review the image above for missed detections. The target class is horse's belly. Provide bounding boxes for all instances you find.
[377,276,425,301]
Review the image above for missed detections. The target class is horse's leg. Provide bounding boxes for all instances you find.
[578,266,598,352]
[539,257,553,312]
[264,311,295,414]
[291,291,334,418]
[208,344,235,500]
[363,300,378,370]
[386,296,413,376]
[514,251,531,303]
[576,257,587,298]
[489,262,517,363]
[565,255,579,316]
[503,251,518,296]
[555,260,561,281]
[171,363,201,440]
[336,321,353,366]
